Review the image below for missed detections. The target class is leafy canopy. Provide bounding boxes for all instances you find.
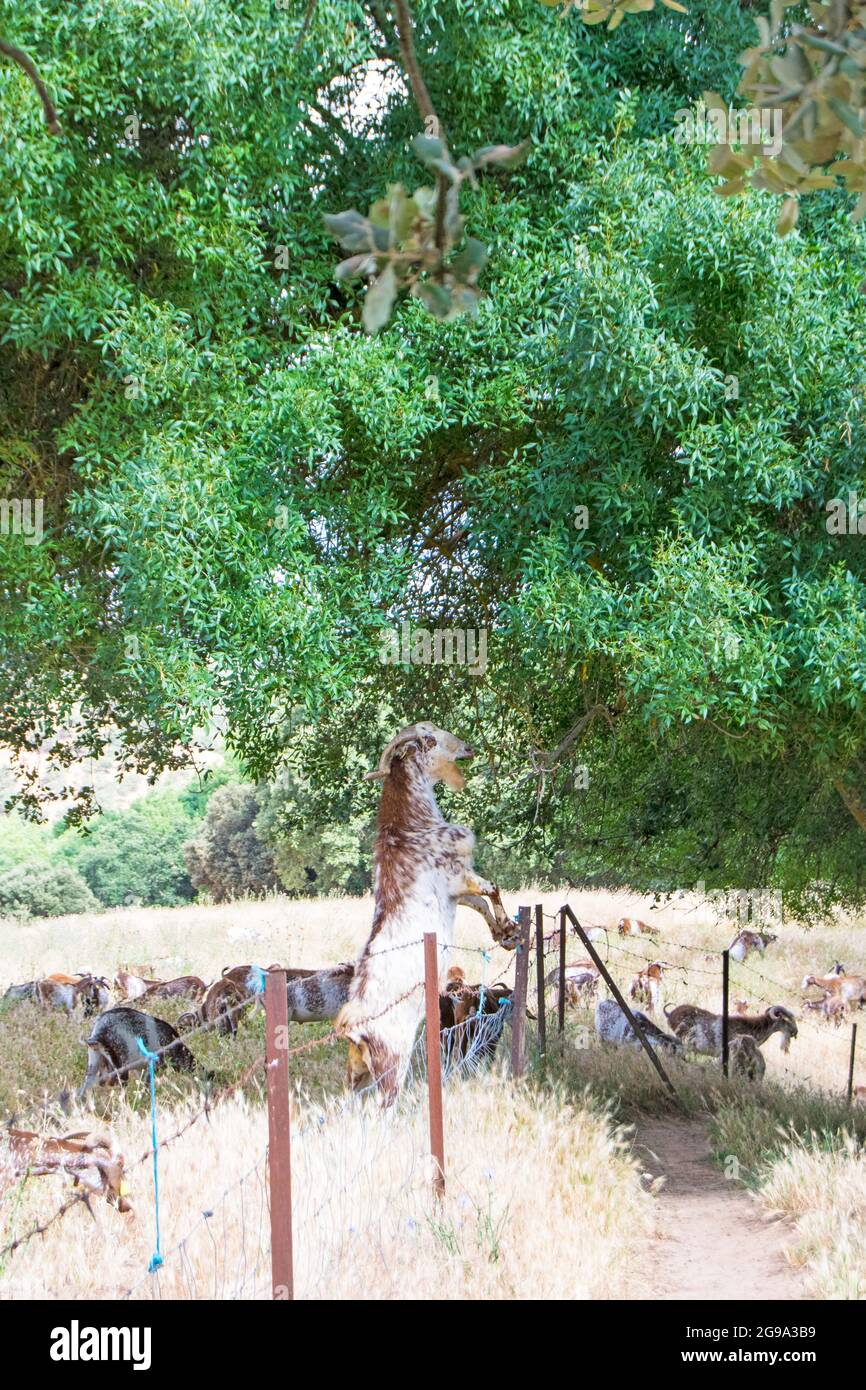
[1,1,866,916]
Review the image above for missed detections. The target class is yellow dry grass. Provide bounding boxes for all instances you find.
[0,1076,651,1301]
[1,886,865,1300]
[760,1134,866,1299]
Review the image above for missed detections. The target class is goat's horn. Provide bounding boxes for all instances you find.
[365,722,425,780]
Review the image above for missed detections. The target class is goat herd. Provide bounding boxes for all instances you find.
[3,920,866,1108]
[1,955,515,1104]
[547,918,866,1085]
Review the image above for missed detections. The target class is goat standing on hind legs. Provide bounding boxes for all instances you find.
[336,723,517,1105]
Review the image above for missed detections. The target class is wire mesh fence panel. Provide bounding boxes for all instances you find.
[123,1147,272,1301]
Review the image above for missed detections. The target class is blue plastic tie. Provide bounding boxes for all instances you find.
[251,965,266,995]
[136,1037,164,1274]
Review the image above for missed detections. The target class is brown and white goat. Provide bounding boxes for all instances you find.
[618,917,655,938]
[36,973,110,1015]
[113,968,161,1001]
[802,972,866,1009]
[140,975,207,1002]
[728,929,777,963]
[665,1002,798,1055]
[545,960,599,1009]
[804,995,848,1027]
[287,963,354,1022]
[177,977,248,1037]
[220,963,315,992]
[629,961,665,1013]
[444,964,466,994]
[2,1128,131,1211]
[447,983,512,1065]
[336,723,516,1104]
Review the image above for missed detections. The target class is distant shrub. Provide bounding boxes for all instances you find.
[255,773,373,897]
[0,814,56,872]
[0,861,99,919]
[184,783,279,902]
[178,762,237,819]
[59,791,198,908]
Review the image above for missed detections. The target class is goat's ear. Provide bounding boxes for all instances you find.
[394,736,423,762]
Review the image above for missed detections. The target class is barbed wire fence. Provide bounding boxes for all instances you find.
[117,925,526,1301]
[4,901,864,1299]
[526,904,866,1098]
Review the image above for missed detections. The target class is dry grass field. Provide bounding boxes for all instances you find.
[1,887,865,1300]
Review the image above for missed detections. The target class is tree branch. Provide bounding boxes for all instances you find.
[392,1,448,257]
[0,38,60,134]
[392,0,439,129]
[293,0,318,54]
[833,777,866,834]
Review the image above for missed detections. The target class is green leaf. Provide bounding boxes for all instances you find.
[413,280,453,319]
[776,195,799,236]
[451,237,488,281]
[323,210,373,252]
[335,253,376,282]
[412,135,447,165]
[825,97,864,138]
[362,265,398,333]
[473,141,531,171]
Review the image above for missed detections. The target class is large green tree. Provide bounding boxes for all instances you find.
[2,1,866,915]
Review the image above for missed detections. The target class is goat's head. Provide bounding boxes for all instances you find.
[767,1004,798,1051]
[452,987,480,1026]
[364,722,474,790]
[829,961,846,977]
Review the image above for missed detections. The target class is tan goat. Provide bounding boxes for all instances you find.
[665,1002,798,1056]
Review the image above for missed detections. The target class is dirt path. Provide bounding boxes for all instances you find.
[628,1118,805,1301]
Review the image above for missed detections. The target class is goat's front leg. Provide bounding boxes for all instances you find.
[454,876,518,949]
[455,892,499,933]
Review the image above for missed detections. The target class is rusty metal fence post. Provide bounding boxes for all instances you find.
[510,905,530,1079]
[535,903,546,1062]
[423,933,445,1198]
[265,968,293,1300]
[722,949,730,1079]
[848,1022,858,1105]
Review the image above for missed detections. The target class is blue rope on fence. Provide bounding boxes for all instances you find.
[250,965,266,996]
[136,1037,164,1275]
